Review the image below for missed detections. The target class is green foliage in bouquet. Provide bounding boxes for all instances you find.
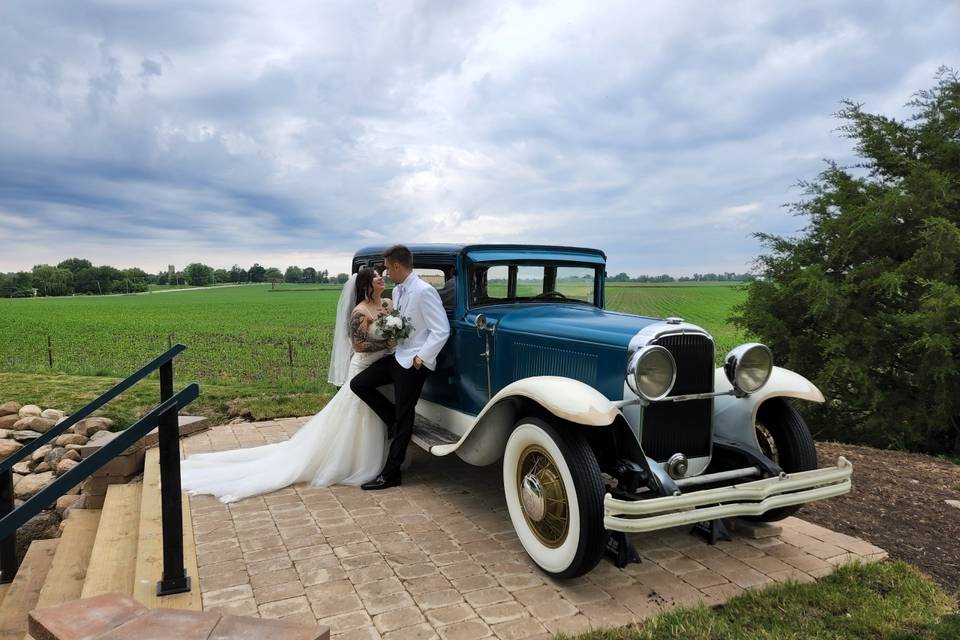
[375,310,414,342]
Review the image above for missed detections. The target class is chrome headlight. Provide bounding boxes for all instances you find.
[724,343,773,395]
[626,345,676,401]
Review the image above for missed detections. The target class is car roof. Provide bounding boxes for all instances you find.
[353,243,607,262]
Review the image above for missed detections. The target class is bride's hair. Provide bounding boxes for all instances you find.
[354,267,377,303]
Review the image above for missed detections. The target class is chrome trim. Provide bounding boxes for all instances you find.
[674,465,761,488]
[723,343,773,396]
[666,453,688,479]
[627,320,713,356]
[663,389,735,402]
[626,345,677,401]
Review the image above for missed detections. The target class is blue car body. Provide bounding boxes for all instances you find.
[351,243,852,579]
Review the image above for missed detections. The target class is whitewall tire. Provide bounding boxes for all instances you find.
[502,417,607,578]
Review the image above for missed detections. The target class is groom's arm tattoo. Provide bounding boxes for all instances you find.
[350,312,388,352]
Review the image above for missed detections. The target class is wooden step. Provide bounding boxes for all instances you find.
[132,447,201,610]
[0,585,8,611]
[81,484,142,599]
[32,510,101,609]
[0,539,58,640]
[26,510,102,640]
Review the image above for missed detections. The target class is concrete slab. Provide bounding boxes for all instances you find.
[184,419,888,640]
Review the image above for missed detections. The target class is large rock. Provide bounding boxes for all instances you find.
[44,447,68,469]
[13,416,57,434]
[87,430,119,446]
[41,408,65,421]
[13,430,43,443]
[12,461,33,475]
[18,404,42,418]
[0,401,22,417]
[32,444,53,463]
[55,494,84,513]
[0,428,11,438]
[14,471,55,500]
[54,433,88,447]
[0,439,23,457]
[15,510,61,564]
[63,449,81,462]
[55,458,78,476]
[0,415,19,430]
[75,417,114,437]
[34,461,51,473]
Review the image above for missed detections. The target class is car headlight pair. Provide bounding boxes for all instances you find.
[627,341,774,401]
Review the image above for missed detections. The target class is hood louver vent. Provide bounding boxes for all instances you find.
[512,342,598,386]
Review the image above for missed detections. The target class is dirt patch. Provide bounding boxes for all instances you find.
[801,441,960,595]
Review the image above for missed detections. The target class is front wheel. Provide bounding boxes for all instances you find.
[746,398,818,522]
[502,417,608,578]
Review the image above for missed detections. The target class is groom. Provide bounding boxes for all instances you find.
[351,244,451,490]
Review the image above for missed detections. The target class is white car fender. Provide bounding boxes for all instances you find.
[712,366,824,446]
[419,376,620,466]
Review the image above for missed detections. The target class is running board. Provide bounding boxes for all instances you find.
[412,417,460,452]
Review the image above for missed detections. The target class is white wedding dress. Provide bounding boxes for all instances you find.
[180,275,389,503]
[180,351,388,502]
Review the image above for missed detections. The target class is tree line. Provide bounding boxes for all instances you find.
[607,272,754,282]
[0,258,350,297]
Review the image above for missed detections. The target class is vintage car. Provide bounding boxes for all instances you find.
[352,244,852,578]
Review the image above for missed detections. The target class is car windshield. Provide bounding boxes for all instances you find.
[470,264,598,306]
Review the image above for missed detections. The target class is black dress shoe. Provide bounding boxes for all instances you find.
[361,474,401,490]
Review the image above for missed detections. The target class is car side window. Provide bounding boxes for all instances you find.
[415,266,456,315]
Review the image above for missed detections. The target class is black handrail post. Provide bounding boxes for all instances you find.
[156,360,190,596]
[0,470,16,583]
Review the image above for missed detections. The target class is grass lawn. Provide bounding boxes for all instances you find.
[563,561,958,640]
[0,371,335,428]
[0,282,750,425]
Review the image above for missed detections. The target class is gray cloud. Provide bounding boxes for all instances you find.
[0,0,956,274]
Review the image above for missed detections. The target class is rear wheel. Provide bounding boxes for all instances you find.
[502,418,608,578]
[746,398,818,522]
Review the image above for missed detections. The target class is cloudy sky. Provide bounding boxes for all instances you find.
[0,1,957,276]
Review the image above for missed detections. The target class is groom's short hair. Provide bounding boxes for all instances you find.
[384,245,413,269]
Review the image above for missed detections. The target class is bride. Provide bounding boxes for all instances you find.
[180,267,394,503]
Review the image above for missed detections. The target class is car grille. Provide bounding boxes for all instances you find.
[640,333,714,462]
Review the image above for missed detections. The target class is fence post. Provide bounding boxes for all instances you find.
[0,470,17,583]
[288,339,294,380]
[156,360,190,596]
[47,335,53,368]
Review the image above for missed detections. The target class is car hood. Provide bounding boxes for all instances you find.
[474,304,665,349]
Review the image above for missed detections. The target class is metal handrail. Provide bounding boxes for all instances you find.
[0,345,198,596]
[0,344,186,475]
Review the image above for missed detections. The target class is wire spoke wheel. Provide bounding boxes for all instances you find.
[755,421,780,464]
[517,445,570,548]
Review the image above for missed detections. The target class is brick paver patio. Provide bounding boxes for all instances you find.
[183,418,887,640]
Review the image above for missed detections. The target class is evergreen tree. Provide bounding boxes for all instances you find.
[736,69,960,454]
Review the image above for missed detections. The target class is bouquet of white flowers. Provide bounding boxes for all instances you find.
[375,310,414,342]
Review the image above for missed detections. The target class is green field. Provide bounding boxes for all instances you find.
[0,282,748,423]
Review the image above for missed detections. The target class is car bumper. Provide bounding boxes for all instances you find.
[603,456,853,533]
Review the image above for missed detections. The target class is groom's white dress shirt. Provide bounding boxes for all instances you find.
[392,273,451,371]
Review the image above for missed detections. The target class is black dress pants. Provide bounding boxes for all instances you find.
[350,356,431,478]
